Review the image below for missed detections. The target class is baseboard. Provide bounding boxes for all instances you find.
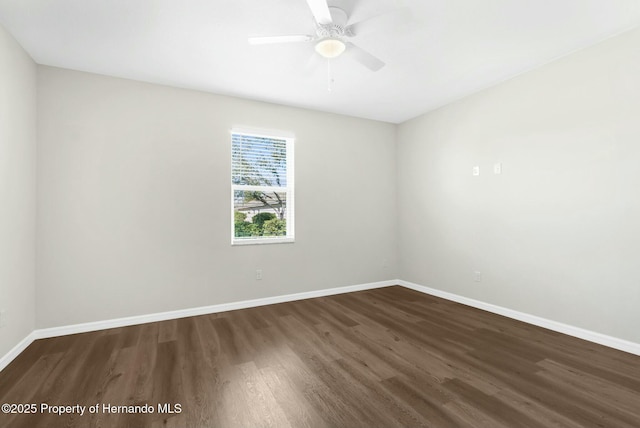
[0,331,38,372]
[1,279,396,371]
[399,280,640,357]
[34,279,397,340]
[3,277,639,372]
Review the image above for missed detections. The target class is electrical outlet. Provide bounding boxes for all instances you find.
[494,163,502,174]
[0,310,6,328]
[256,269,263,280]
[474,271,482,282]
[473,166,480,176]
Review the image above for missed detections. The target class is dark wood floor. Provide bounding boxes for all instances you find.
[1,286,639,427]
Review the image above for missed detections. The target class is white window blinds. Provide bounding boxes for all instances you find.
[232,133,288,187]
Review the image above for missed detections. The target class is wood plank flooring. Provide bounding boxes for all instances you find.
[1,286,639,427]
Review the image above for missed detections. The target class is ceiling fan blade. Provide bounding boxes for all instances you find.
[248,35,314,45]
[305,0,333,25]
[345,42,385,71]
[346,7,410,36]
[304,51,323,75]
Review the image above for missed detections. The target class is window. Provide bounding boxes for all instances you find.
[231,129,294,245]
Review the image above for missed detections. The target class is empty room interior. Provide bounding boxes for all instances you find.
[1,0,640,427]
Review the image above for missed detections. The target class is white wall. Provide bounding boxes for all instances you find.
[398,27,640,344]
[36,66,397,328]
[0,25,36,357]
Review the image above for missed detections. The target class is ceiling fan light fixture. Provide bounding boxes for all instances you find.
[315,38,346,58]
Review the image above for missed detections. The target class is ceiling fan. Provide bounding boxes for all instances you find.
[248,0,406,72]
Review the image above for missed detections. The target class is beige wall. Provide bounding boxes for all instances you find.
[36,66,397,328]
[0,25,37,357]
[397,27,640,343]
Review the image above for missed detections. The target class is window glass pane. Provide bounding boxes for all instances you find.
[234,190,287,238]
[232,134,287,187]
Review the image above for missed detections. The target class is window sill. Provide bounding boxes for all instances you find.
[232,237,295,246]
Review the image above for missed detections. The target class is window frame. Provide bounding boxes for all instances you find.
[230,129,295,246]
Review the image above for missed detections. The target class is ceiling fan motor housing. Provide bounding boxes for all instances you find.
[316,6,353,39]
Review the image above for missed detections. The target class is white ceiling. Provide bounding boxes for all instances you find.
[1,0,640,123]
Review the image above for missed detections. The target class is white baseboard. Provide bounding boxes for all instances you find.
[34,279,397,340]
[0,331,38,372]
[3,277,639,372]
[399,280,640,357]
[1,280,396,371]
